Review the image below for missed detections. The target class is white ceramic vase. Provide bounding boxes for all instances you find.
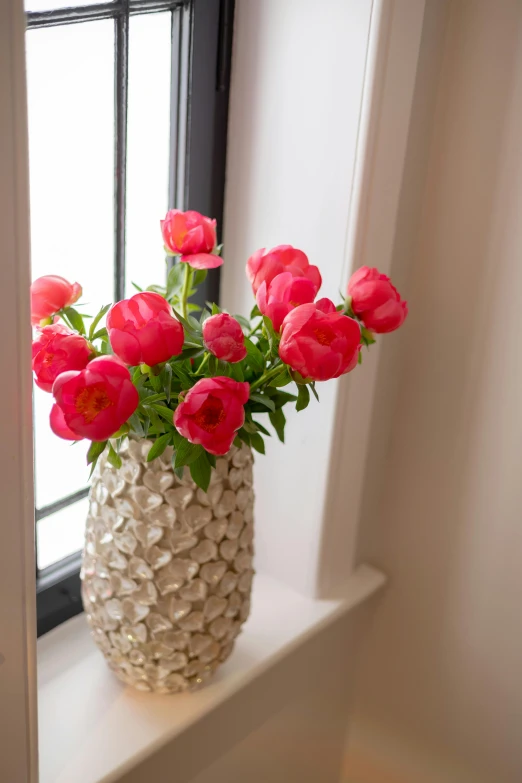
[81,439,254,693]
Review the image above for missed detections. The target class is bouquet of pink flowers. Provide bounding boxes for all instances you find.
[31,210,407,491]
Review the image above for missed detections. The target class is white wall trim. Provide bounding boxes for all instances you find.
[37,566,385,783]
[317,0,426,596]
[0,1,38,781]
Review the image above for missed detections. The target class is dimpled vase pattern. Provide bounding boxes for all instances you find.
[81,439,254,693]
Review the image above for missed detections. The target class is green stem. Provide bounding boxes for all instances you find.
[58,310,75,331]
[247,318,263,338]
[180,263,192,320]
[249,364,284,392]
[197,352,210,375]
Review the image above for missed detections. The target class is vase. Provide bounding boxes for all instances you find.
[80,438,255,693]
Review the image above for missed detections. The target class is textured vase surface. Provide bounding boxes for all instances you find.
[81,439,254,693]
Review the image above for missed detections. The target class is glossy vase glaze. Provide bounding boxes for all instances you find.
[81,439,254,693]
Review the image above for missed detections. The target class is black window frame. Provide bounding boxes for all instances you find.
[31,0,235,636]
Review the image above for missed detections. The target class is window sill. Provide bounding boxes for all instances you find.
[38,565,385,783]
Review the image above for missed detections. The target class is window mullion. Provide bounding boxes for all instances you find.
[114,0,130,301]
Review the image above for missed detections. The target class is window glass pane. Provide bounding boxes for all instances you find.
[125,12,171,295]
[37,497,89,570]
[26,21,114,509]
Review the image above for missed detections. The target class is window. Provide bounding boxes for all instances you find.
[29,0,234,635]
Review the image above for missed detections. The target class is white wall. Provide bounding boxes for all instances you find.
[349,1,522,781]
[222,0,373,596]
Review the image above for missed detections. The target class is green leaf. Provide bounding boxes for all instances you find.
[252,419,271,436]
[358,351,363,365]
[236,428,251,445]
[244,338,264,372]
[171,307,196,333]
[88,303,111,340]
[107,442,122,469]
[151,404,174,425]
[146,284,167,295]
[166,263,185,299]
[132,366,142,384]
[187,314,202,332]
[234,314,251,332]
[173,464,185,480]
[147,432,172,462]
[211,302,221,316]
[170,363,193,389]
[142,404,164,433]
[228,362,245,382]
[179,347,204,361]
[250,303,261,319]
[86,439,107,466]
[208,355,219,376]
[205,451,216,469]
[63,306,86,335]
[131,281,143,292]
[262,316,279,357]
[233,435,243,448]
[149,372,162,393]
[360,326,376,347]
[268,367,292,387]
[200,308,212,325]
[310,382,320,402]
[91,327,108,341]
[296,384,310,412]
[249,393,275,412]
[269,408,286,442]
[249,431,265,455]
[174,439,203,468]
[128,412,145,437]
[193,268,208,286]
[163,362,173,403]
[189,452,211,492]
[270,389,298,408]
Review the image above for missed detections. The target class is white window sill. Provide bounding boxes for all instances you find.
[38,565,385,783]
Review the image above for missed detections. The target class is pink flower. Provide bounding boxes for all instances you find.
[256,272,317,331]
[347,266,408,333]
[52,355,139,441]
[31,275,82,326]
[246,245,321,297]
[50,403,82,441]
[32,324,92,392]
[202,313,247,363]
[279,301,361,382]
[174,376,250,456]
[107,292,184,367]
[160,209,221,270]
[315,298,336,314]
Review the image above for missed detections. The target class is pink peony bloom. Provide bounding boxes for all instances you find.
[31,275,82,326]
[347,266,408,333]
[52,355,139,441]
[174,376,250,456]
[50,403,83,441]
[256,271,317,331]
[32,324,92,392]
[202,313,247,363]
[246,245,321,297]
[160,209,221,270]
[315,298,337,314]
[279,301,361,382]
[107,292,184,367]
